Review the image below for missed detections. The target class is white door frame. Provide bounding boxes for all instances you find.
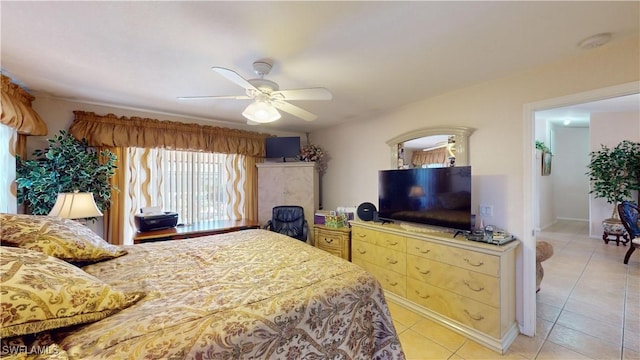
[521,81,639,336]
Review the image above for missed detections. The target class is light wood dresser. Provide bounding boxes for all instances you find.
[351,220,520,354]
[313,225,351,261]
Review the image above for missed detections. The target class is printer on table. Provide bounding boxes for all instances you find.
[134,207,179,232]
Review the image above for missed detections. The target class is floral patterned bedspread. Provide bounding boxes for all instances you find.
[57,229,405,359]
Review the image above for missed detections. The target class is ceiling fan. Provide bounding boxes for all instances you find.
[178,59,332,124]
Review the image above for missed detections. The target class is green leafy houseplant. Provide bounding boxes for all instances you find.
[16,130,117,215]
[586,140,640,219]
[535,140,552,154]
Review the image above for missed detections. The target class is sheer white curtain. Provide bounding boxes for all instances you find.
[122,147,246,244]
[0,124,17,213]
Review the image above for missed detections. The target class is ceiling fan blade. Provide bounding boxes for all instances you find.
[271,88,332,101]
[212,67,258,92]
[177,95,252,100]
[272,100,318,122]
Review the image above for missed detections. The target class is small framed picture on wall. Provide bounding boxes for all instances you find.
[542,152,552,176]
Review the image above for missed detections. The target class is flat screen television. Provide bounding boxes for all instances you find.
[378,166,472,231]
[265,136,301,162]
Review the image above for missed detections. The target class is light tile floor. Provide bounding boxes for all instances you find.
[388,220,639,359]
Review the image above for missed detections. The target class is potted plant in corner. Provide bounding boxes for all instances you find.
[16,130,117,216]
[586,140,640,240]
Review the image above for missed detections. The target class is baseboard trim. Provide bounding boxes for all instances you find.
[385,291,519,354]
[556,217,588,222]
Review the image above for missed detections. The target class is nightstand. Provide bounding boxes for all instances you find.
[313,225,351,261]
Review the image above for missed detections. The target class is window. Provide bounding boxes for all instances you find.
[124,147,243,244]
[163,149,227,224]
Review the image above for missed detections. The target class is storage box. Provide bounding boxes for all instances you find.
[325,213,348,228]
[314,210,334,225]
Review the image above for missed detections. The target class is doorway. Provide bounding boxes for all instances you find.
[521,81,639,337]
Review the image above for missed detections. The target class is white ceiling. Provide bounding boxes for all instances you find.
[535,93,640,128]
[1,1,638,133]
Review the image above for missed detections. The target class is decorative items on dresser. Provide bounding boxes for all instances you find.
[313,224,351,261]
[256,162,319,244]
[351,220,520,354]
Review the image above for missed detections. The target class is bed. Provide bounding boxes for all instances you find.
[0,214,405,359]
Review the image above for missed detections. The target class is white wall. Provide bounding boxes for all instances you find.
[552,126,590,222]
[589,111,640,237]
[312,36,639,332]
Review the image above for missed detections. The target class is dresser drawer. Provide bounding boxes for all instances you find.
[377,232,406,252]
[314,226,351,261]
[353,258,406,297]
[407,279,500,338]
[407,254,499,307]
[352,239,406,275]
[352,226,378,245]
[407,238,499,276]
[352,227,406,252]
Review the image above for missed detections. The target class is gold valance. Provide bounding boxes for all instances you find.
[1,74,48,136]
[69,111,271,157]
[412,146,448,166]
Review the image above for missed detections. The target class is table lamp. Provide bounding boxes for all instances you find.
[48,191,103,221]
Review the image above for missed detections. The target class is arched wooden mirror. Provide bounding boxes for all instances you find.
[386,127,475,169]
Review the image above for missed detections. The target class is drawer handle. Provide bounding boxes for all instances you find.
[415,267,431,275]
[386,240,398,245]
[416,247,431,254]
[358,234,367,238]
[463,280,484,292]
[386,257,398,264]
[464,309,485,321]
[463,257,484,267]
[324,238,333,244]
[386,279,398,286]
[415,290,430,299]
[357,248,367,254]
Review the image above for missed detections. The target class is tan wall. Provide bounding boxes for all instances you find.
[312,35,639,332]
[314,35,639,238]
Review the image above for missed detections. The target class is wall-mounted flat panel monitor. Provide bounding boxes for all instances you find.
[265,136,301,162]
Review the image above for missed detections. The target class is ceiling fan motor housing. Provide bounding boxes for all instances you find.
[249,78,279,93]
[252,60,273,76]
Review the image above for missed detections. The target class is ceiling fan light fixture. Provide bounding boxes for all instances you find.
[242,100,281,123]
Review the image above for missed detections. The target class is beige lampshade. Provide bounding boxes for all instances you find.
[48,192,103,219]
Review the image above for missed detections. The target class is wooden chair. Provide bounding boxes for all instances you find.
[617,201,640,264]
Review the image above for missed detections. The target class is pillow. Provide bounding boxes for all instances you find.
[0,246,144,338]
[0,214,126,263]
[437,191,471,210]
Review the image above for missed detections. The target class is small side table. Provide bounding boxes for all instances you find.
[314,225,351,261]
[602,230,629,246]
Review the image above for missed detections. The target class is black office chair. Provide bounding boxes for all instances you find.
[264,205,308,242]
[618,201,640,264]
